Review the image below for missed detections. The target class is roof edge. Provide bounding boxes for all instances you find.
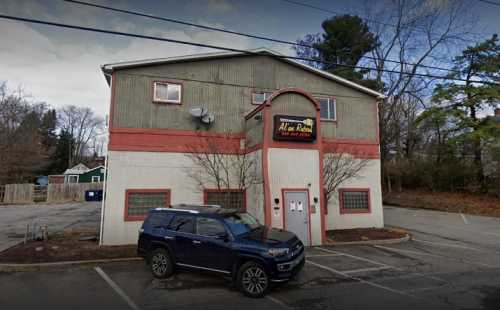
[101,48,385,98]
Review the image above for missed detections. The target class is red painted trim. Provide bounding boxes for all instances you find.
[322,138,380,159]
[124,189,171,221]
[108,72,116,130]
[109,128,244,154]
[316,105,327,244]
[152,80,183,104]
[245,143,263,154]
[110,127,244,138]
[281,188,312,246]
[338,188,371,214]
[375,100,381,145]
[265,88,320,111]
[262,106,272,227]
[203,189,246,210]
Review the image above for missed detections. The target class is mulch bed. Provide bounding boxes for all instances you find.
[384,190,500,218]
[327,228,407,243]
[0,230,138,264]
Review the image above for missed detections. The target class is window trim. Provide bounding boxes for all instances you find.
[251,91,273,105]
[203,189,246,210]
[316,96,337,122]
[66,175,79,183]
[124,189,171,221]
[339,188,371,214]
[152,81,183,104]
[91,175,101,183]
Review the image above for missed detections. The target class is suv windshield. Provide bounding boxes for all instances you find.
[223,213,261,236]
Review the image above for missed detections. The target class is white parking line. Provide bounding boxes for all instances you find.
[265,295,293,310]
[343,266,393,274]
[315,247,395,269]
[306,254,343,258]
[460,212,468,224]
[95,267,140,310]
[305,260,416,298]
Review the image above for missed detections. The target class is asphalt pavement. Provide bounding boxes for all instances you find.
[0,202,100,251]
[1,205,500,310]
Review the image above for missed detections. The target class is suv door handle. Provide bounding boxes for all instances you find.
[192,240,202,245]
[164,236,175,240]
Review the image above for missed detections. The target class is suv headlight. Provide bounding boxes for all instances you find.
[267,248,289,257]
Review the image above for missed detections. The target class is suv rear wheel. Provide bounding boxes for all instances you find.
[237,261,270,298]
[150,248,174,279]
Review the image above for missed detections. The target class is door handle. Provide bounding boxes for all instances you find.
[164,236,175,240]
[192,240,202,245]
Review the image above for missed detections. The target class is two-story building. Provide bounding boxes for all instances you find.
[99,49,385,246]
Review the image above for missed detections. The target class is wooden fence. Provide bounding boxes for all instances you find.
[1,182,103,204]
[47,182,103,203]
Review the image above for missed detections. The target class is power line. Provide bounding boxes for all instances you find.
[62,0,464,75]
[477,0,500,6]
[278,0,491,37]
[0,13,498,86]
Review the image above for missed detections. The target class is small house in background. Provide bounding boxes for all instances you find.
[63,163,89,183]
[79,166,105,183]
[48,175,64,184]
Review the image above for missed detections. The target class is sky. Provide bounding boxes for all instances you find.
[0,0,499,118]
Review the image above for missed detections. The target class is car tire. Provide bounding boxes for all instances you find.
[149,248,174,279]
[237,261,270,298]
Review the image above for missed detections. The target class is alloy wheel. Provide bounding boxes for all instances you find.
[242,266,268,294]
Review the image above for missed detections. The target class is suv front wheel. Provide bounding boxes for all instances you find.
[237,261,270,298]
[150,248,174,279]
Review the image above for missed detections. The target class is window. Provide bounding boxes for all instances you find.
[67,175,78,183]
[252,91,273,105]
[168,215,195,234]
[153,82,182,104]
[317,97,336,121]
[124,189,170,221]
[196,217,226,237]
[144,213,174,229]
[91,176,101,183]
[339,189,370,214]
[204,189,245,210]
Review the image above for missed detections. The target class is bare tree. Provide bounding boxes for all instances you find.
[362,0,477,190]
[323,153,370,204]
[184,134,261,208]
[58,105,104,166]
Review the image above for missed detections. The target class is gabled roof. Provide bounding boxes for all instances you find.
[63,163,89,175]
[101,48,385,99]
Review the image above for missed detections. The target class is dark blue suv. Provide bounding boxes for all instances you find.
[137,204,304,297]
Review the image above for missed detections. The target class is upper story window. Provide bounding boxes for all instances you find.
[317,97,336,121]
[153,81,182,104]
[252,91,273,105]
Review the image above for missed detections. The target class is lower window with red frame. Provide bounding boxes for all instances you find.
[125,189,170,221]
[339,188,371,214]
[204,189,245,210]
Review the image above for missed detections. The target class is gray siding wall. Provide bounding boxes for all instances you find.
[113,55,377,141]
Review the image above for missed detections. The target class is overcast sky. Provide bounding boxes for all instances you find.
[1,0,499,117]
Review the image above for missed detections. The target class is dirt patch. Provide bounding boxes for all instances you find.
[326,228,407,243]
[0,229,137,263]
[384,190,500,218]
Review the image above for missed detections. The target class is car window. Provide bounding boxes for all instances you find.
[167,215,195,234]
[145,213,173,228]
[196,217,226,237]
[223,213,261,236]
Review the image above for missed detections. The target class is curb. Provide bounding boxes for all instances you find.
[0,257,143,273]
[326,234,411,246]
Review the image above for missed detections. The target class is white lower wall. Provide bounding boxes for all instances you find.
[325,159,384,230]
[101,150,264,245]
[268,148,322,246]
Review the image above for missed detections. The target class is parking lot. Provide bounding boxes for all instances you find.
[1,206,500,310]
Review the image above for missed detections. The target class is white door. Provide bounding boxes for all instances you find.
[283,190,310,245]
